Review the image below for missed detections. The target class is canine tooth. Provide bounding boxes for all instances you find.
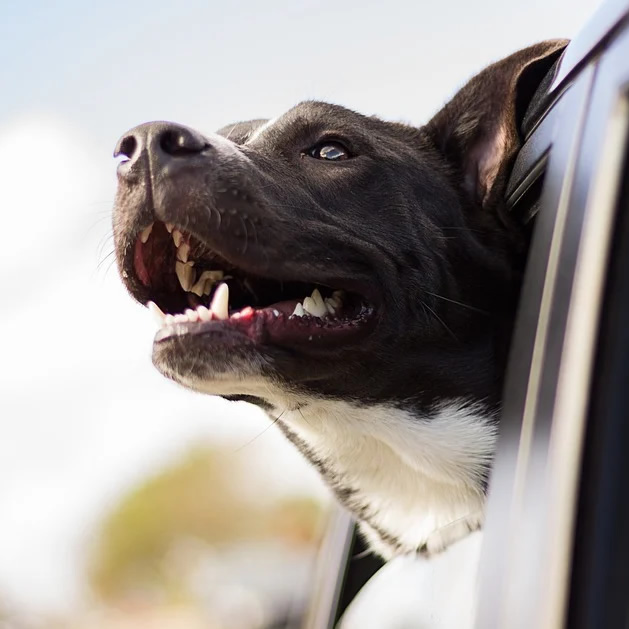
[292,303,305,317]
[140,223,153,244]
[303,296,326,318]
[173,230,184,248]
[185,308,199,322]
[175,261,195,291]
[147,301,165,324]
[210,282,229,320]
[177,242,190,263]
[165,223,174,233]
[197,305,212,322]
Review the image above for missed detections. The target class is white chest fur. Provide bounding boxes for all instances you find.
[278,399,497,557]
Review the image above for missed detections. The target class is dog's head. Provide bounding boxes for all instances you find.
[112,41,566,412]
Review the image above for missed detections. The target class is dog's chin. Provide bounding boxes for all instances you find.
[152,332,274,400]
[150,317,375,405]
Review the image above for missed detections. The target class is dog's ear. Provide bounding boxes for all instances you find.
[216,119,269,145]
[426,40,568,209]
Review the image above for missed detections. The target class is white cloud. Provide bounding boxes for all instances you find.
[0,116,325,614]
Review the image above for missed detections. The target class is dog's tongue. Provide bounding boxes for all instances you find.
[134,239,151,286]
[234,305,374,348]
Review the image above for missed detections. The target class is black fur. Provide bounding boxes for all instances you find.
[112,40,568,554]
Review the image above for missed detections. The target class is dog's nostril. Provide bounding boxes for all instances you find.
[159,128,209,157]
[114,135,138,161]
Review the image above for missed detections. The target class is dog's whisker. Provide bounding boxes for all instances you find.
[421,302,459,342]
[224,123,238,142]
[96,234,115,262]
[418,510,483,553]
[425,291,490,315]
[248,215,259,249]
[297,407,313,427]
[240,215,249,254]
[233,411,285,452]
[96,249,116,271]
[441,226,489,234]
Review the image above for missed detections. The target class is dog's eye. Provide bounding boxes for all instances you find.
[307,141,350,161]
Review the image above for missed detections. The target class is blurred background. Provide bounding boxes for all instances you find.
[0,1,600,627]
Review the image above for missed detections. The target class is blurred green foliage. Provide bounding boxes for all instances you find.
[88,444,324,603]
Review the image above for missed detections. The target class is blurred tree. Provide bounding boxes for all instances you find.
[88,444,323,604]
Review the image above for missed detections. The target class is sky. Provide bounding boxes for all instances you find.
[0,0,601,617]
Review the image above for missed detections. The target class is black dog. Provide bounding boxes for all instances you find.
[112,40,566,558]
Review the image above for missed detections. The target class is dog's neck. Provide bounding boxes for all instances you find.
[274,399,497,557]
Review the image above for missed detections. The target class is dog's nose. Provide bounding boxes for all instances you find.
[114,121,209,176]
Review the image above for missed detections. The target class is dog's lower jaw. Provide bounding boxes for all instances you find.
[156,361,497,559]
[275,399,497,560]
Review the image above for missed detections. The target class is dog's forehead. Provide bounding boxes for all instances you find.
[217,100,423,155]
[245,100,376,145]
[280,100,365,127]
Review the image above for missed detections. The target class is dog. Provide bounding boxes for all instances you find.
[112,40,567,559]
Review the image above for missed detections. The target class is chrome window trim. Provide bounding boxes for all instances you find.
[304,508,355,629]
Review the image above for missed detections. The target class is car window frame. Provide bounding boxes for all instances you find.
[477,4,629,627]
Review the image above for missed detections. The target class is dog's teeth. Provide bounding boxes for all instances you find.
[272,309,280,317]
[173,229,184,248]
[177,242,190,263]
[197,305,212,322]
[175,261,195,291]
[140,223,154,244]
[190,270,223,297]
[185,308,199,322]
[291,303,305,317]
[311,288,324,308]
[164,314,175,326]
[174,313,188,323]
[147,300,165,325]
[303,296,327,318]
[190,282,205,297]
[210,282,229,320]
[199,270,224,283]
[324,298,337,315]
[165,223,174,233]
[190,275,208,297]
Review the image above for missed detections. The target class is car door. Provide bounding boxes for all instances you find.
[477,0,629,627]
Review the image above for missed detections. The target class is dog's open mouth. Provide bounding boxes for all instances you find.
[131,221,376,347]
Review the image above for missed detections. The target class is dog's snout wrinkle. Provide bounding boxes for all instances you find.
[114,121,210,179]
